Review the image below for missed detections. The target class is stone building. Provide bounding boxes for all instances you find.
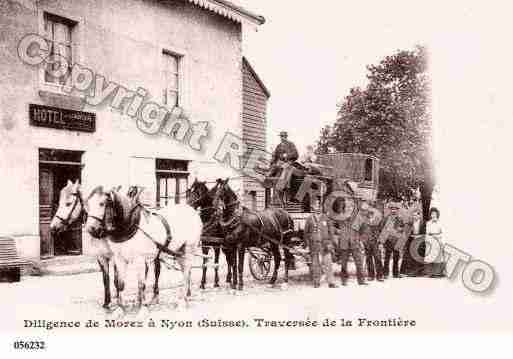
[0,0,268,263]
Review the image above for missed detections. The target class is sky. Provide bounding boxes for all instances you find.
[237,0,429,153]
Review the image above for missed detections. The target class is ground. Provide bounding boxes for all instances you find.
[0,255,497,333]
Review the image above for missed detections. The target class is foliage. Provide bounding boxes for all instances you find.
[317,46,433,204]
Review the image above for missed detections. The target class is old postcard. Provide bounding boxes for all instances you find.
[1,0,512,356]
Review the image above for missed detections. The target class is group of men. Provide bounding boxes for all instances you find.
[304,198,426,288]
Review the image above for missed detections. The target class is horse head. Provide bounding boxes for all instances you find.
[50,179,84,235]
[85,185,124,238]
[213,178,240,222]
[186,179,211,209]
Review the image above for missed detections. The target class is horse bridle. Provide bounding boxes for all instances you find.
[187,186,209,208]
[87,193,114,227]
[214,184,241,229]
[54,191,86,227]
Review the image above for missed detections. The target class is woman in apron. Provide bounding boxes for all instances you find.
[424,208,445,277]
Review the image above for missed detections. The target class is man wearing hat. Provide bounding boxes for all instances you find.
[330,196,367,286]
[268,131,299,192]
[378,201,407,279]
[304,197,338,288]
[359,201,385,282]
[272,131,299,165]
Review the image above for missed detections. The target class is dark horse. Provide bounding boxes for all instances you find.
[213,178,295,290]
[186,179,232,289]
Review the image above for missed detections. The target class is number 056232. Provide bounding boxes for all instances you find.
[13,340,46,350]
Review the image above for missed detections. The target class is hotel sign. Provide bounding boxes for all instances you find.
[29,104,96,133]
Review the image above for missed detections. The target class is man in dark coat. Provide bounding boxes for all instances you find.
[304,200,338,288]
[358,202,385,282]
[331,197,367,286]
[378,201,407,279]
[271,131,299,165]
[270,131,299,192]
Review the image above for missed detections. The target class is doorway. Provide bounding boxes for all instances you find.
[39,148,83,259]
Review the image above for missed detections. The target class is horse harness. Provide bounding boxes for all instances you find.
[219,199,301,256]
[90,194,180,258]
[135,209,181,258]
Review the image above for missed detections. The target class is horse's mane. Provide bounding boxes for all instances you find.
[221,181,238,203]
[205,183,219,203]
[111,189,140,224]
[86,185,104,201]
[87,186,139,224]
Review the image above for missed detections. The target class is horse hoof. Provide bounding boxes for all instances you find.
[143,296,157,307]
[135,306,150,320]
[109,306,125,320]
[174,299,188,311]
[150,296,160,306]
[237,285,243,291]
[200,284,206,290]
[214,283,220,288]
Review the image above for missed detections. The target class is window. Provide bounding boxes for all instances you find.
[43,13,74,85]
[364,158,373,182]
[162,52,181,107]
[245,190,257,211]
[156,159,189,207]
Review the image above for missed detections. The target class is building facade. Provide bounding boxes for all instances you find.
[242,57,269,212]
[0,0,266,262]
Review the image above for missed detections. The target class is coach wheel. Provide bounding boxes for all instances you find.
[248,248,273,281]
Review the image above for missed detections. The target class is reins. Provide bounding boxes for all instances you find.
[216,185,306,258]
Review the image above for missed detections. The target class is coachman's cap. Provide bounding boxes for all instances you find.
[279,131,288,137]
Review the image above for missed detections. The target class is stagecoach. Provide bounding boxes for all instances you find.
[246,152,381,281]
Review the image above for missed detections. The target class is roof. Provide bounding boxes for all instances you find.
[243,57,270,98]
[186,0,265,26]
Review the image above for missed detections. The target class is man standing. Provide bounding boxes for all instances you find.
[304,199,338,288]
[378,201,406,279]
[331,197,367,286]
[359,202,384,282]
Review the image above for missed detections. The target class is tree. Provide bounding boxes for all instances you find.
[317,46,434,219]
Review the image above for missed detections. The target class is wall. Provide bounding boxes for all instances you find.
[242,58,268,210]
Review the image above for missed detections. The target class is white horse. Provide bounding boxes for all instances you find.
[84,186,203,313]
[49,180,119,309]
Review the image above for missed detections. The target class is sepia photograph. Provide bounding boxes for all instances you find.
[1,0,512,356]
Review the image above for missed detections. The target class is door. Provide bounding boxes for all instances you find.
[39,149,83,258]
[52,164,82,255]
[39,165,54,258]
